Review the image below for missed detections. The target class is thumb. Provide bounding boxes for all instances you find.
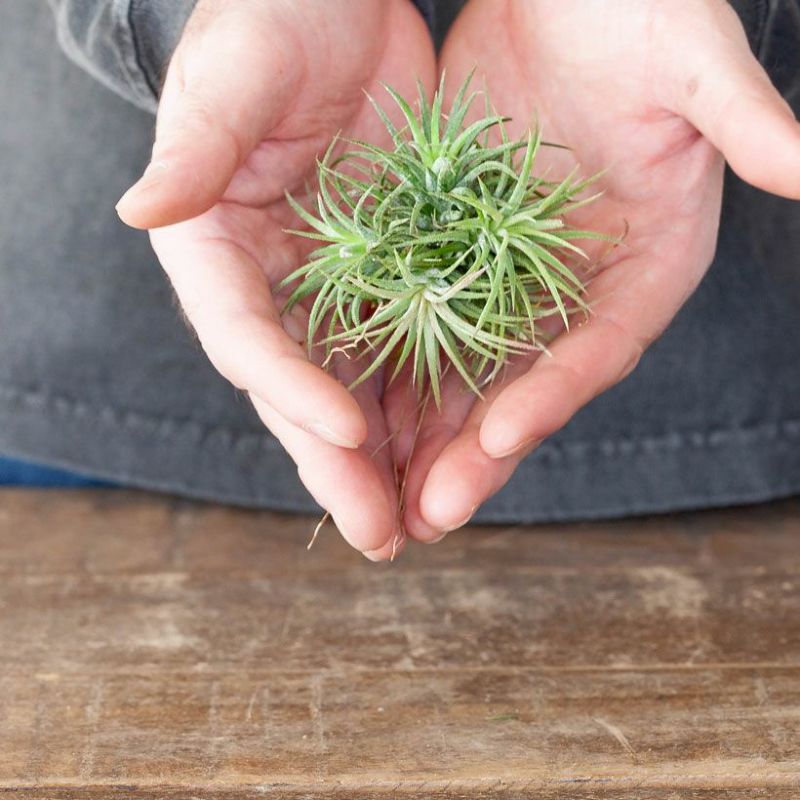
[117,5,301,229]
[671,1,800,200]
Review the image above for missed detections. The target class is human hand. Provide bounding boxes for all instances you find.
[399,0,800,540]
[116,0,436,559]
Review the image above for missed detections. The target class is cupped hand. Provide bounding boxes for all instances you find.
[399,0,800,540]
[116,0,436,559]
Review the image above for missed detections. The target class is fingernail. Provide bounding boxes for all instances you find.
[443,505,477,533]
[362,548,385,562]
[305,421,359,449]
[490,436,543,459]
[116,160,169,209]
[414,518,446,544]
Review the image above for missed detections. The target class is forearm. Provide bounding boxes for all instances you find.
[48,0,197,112]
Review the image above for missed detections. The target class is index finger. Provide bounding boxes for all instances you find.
[150,219,368,449]
[479,224,717,460]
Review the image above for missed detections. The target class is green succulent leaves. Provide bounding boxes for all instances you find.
[279,75,610,406]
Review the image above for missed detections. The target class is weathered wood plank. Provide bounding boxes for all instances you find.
[1,516,799,671]
[2,668,800,786]
[0,489,798,797]
[3,490,800,577]
[4,789,800,799]
[2,564,800,671]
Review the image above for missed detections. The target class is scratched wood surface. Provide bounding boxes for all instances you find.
[0,490,798,799]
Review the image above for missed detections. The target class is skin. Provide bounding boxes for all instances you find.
[118,0,800,557]
[397,0,800,542]
[117,0,436,561]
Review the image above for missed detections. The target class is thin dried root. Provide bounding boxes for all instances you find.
[397,386,433,521]
[307,511,330,550]
[390,528,405,562]
[305,377,437,561]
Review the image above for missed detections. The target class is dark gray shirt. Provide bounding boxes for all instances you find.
[1,0,799,521]
[46,0,767,113]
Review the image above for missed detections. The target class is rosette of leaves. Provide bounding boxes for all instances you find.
[280,75,611,406]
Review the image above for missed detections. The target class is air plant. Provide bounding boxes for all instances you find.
[279,75,612,407]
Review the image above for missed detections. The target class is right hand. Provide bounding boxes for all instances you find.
[397,0,800,541]
[116,0,436,560]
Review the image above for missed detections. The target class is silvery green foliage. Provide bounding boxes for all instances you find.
[280,75,611,406]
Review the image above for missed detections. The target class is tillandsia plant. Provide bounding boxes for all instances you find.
[279,74,613,406]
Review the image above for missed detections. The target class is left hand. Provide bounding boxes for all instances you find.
[396,0,800,541]
[117,0,436,560]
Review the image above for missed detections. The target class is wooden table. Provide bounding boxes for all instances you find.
[1,489,798,798]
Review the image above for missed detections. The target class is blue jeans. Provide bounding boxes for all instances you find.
[0,457,109,487]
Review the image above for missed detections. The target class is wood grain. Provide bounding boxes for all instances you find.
[0,489,798,798]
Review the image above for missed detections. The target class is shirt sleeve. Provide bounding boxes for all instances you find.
[48,0,197,114]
